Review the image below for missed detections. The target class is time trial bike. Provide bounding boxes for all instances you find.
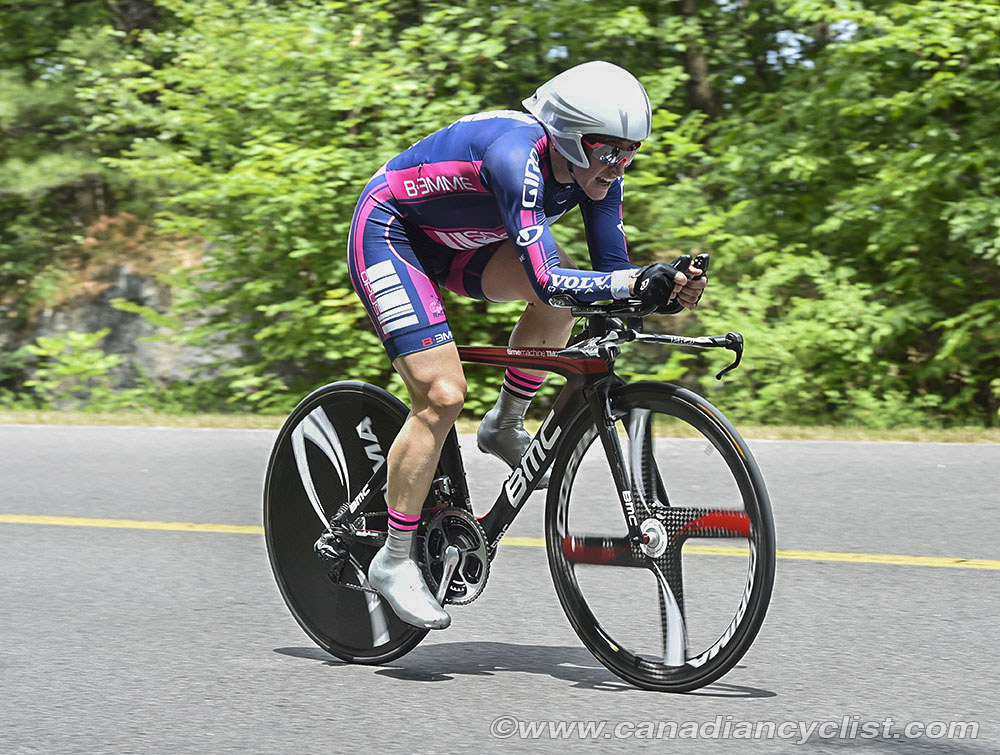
[264,260,775,693]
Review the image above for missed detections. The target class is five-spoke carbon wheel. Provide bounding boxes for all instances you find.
[545,382,775,692]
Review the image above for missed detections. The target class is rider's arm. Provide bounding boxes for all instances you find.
[580,177,638,274]
[481,131,634,303]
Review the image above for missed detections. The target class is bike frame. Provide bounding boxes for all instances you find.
[331,340,632,547]
[330,312,744,551]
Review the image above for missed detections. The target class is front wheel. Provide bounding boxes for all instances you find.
[545,382,775,692]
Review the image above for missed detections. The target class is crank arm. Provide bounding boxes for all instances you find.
[434,545,461,605]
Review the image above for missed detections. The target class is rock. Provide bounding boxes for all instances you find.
[20,264,237,389]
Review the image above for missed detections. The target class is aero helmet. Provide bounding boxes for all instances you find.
[522,61,652,168]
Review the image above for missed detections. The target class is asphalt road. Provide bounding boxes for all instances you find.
[1,425,998,753]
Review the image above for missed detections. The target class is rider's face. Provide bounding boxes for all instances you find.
[575,137,635,200]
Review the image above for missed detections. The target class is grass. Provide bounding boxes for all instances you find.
[0,409,997,442]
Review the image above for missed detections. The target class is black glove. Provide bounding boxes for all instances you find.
[633,256,691,314]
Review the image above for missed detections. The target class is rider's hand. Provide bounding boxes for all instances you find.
[669,257,707,312]
[631,262,682,311]
[631,258,707,313]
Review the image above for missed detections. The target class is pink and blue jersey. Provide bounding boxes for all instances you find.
[348,110,636,361]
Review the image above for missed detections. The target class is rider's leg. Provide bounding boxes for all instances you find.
[367,342,466,630]
[346,175,467,629]
[387,342,466,519]
[476,241,576,483]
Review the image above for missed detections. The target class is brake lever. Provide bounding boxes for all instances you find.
[713,331,743,380]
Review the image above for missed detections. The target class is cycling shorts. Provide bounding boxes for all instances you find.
[347,168,499,362]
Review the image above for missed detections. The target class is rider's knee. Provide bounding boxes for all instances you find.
[420,376,466,423]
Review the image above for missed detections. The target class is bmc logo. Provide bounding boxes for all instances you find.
[503,414,562,505]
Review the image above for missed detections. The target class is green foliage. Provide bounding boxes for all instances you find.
[694,252,943,427]
[84,0,693,412]
[640,0,1000,425]
[3,0,998,426]
[11,328,233,413]
[0,2,162,319]
[21,330,134,410]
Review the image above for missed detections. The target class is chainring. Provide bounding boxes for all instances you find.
[420,506,490,606]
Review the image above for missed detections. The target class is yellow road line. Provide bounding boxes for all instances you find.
[0,514,261,535]
[3,515,999,571]
[478,536,1000,571]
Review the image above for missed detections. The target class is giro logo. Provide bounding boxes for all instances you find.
[521,148,542,208]
[516,224,545,247]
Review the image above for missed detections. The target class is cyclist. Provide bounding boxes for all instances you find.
[348,61,708,629]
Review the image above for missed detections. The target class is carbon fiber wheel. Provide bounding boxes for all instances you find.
[545,382,775,692]
[264,381,436,664]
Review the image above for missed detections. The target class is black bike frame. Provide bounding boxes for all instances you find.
[330,307,744,552]
[331,340,642,548]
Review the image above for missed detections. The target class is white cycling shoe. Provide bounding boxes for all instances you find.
[477,403,551,489]
[367,547,451,630]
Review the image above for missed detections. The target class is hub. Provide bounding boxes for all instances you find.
[639,517,668,558]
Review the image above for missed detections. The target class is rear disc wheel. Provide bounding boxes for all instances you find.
[264,381,435,664]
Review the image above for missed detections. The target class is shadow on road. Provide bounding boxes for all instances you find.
[273,644,775,697]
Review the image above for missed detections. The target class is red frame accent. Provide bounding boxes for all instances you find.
[457,345,609,378]
[562,537,632,565]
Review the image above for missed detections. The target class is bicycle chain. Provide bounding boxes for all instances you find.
[337,579,380,596]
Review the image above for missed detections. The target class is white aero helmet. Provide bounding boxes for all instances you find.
[522,61,651,168]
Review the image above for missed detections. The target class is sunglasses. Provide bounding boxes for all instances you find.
[581,138,642,167]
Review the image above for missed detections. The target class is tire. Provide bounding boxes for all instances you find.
[264,381,434,664]
[545,382,775,692]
